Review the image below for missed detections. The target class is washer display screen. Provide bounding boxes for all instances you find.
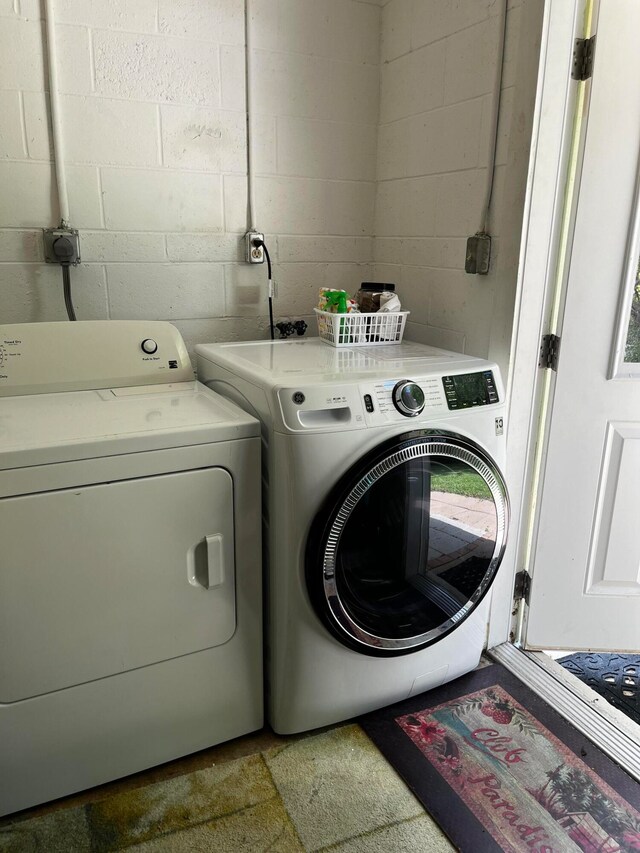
[442,371,498,410]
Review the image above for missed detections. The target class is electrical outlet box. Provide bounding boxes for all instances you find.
[465,233,491,275]
[43,228,81,266]
[245,231,265,264]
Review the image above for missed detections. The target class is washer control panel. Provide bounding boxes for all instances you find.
[359,370,502,424]
[442,370,498,410]
[0,321,193,397]
[364,376,445,422]
[276,367,503,431]
[392,380,425,417]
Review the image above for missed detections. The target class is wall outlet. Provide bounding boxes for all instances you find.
[465,232,491,275]
[245,231,265,264]
[43,228,81,266]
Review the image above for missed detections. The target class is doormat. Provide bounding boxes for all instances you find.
[360,663,640,853]
[559,653,640,727]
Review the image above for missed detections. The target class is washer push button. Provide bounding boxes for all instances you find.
[442,376,458,409]
[483,370,499,403]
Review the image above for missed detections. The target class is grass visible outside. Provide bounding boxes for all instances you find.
[431,471,492,501]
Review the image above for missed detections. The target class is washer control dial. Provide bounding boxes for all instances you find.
[393,380,425,417]
[140,338,158,355]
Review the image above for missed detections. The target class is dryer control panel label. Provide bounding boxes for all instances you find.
[0,338,22,382]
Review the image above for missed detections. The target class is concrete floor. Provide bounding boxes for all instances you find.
[0,724,454,852]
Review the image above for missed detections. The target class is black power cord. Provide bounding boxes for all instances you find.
[52,235,77,321]
[62,265,76,321]
[252,238,274,340]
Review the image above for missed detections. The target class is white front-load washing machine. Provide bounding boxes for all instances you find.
[196,339,509,734]
[0,321,262,816]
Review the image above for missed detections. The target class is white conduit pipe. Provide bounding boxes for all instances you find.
[44,0,70,227]
[245,0,257,231]
[479,0,508,234]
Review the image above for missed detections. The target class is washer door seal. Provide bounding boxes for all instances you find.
[305,430,509,657]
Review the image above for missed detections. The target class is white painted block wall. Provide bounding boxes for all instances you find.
[374,0,543,373]
[0,0,540,372]
[0,0,379,353]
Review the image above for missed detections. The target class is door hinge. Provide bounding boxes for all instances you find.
[572,35,596,81]
[514,570,531,604]
[539,333,561,371]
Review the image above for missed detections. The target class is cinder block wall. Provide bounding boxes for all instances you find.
[0,0,540,372]
[0,0,380,353]
[373,0,543,373]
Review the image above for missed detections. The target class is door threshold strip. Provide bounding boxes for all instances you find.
[489,642,640,781]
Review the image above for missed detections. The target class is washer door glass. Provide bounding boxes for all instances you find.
[306,431,508,656]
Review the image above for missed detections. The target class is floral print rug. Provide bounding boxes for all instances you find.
[361,664,640,853]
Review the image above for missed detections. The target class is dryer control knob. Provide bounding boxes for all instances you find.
[393,380,425,417]
[141,339,158,354]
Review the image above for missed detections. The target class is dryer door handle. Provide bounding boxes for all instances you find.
[187,533,227,589]
[202,533,225,589]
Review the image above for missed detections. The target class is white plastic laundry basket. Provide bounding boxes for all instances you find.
[314,309,408,347]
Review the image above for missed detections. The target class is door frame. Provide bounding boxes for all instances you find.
[487,0,591,647]
[485,0,640,778]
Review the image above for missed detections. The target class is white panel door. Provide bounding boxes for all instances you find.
[0,467,236,701]
[525,0,640,650]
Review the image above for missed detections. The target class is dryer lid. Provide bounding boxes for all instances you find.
[0,381,259,470]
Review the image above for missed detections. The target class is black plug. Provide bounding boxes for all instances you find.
[52,236,75,265]
[275,321,295,339]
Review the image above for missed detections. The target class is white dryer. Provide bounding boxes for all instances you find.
[0,321,262,816]
[197,339,509,735]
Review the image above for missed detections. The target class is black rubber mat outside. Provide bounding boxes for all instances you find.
[559,652,640,726]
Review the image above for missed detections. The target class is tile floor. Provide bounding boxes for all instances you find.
[0,724,455,852]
